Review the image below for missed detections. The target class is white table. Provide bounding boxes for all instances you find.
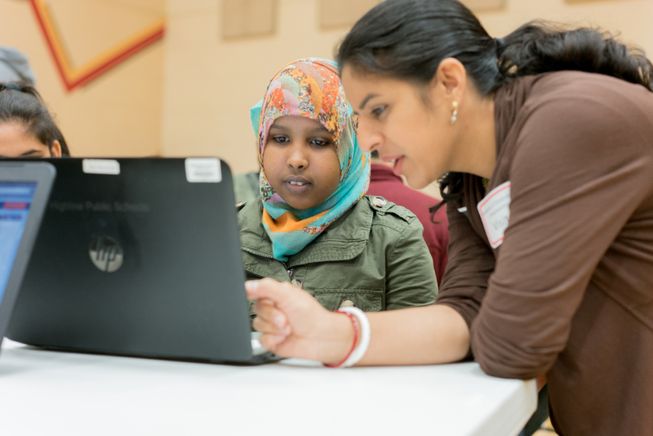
[0,339,536,436]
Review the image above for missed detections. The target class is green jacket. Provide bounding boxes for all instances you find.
[233,171,260,204]
[238,196,437,312]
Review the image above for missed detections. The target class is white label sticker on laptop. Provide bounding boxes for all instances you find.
[477,181,511,249]
[185,158,222,183]
[82,159,120,175]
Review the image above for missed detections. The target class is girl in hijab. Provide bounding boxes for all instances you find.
[239,58,437,316]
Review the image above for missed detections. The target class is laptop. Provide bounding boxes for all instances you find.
[6,158,277,364]
[0,162,55,352]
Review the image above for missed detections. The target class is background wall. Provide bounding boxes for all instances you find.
[161,0,353,173]
[1,0,652,174]
[163,0,653,175]
[0,0,164,157]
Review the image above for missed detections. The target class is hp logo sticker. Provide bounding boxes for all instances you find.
[89,236,124,273]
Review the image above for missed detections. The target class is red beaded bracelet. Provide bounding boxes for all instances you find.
[324,310,359,368]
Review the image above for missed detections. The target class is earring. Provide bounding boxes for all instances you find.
[450,101,459,125]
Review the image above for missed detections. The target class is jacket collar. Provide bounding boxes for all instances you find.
[492,74,541,184]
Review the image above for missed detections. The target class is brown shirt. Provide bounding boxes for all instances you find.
[436,71,653,436]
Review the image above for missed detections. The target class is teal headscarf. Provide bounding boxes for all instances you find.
[250,58,370,261]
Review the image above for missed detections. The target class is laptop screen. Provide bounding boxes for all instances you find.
[0,182,37,298]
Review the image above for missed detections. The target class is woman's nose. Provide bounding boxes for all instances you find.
[357,118,383,153]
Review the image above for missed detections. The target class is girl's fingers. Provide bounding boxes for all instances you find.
[246,278,297,307]
[259,333,289,352]
[254,300,288,329]
[252,315,280,334]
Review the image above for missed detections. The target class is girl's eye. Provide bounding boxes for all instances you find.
[271,135,290,144]
[371,105,387,119]
[309,137,332,147]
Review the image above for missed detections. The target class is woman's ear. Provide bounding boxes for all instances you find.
[431,57,467,101]
[49,139,63,157]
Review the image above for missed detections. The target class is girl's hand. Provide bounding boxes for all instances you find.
[246,278,354,364]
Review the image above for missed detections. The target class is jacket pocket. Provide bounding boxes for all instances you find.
[309,288,384,312]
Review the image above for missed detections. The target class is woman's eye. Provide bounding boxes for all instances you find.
[371,105,387,119]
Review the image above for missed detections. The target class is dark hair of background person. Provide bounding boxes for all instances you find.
[336,0,653,212]
[0,82,70,156]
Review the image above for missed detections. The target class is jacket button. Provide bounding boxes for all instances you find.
[339,299,355,308]
[372,196,386,208]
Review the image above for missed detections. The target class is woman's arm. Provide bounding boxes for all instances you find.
[247,279,470,365]
[361,303,470,365]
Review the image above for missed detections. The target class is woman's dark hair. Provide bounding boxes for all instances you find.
[0,82,70,156]
[336,0,653,212]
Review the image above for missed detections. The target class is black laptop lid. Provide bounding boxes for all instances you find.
[7,158,254,363]
[0,162,55,351]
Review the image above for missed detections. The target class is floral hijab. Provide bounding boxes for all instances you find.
[249,58,370,261]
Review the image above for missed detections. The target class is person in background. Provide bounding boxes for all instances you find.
[0,46,36,86]
[240,57,437,314]
[367,150,448,284]
[0,83,70,158]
